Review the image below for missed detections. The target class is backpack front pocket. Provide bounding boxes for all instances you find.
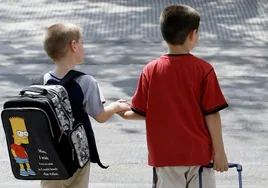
[69,123,90,168]
[1,107,69,180]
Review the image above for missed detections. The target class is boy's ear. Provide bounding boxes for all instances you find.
[188,30,196,41]
[188,29,199,41]
[69,40,77,52]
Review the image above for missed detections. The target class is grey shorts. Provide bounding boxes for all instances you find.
[153,166,216,188]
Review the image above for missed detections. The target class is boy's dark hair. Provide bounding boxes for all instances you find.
[160,4,200,45]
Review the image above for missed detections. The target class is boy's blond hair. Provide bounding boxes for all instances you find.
[43,23,82,61]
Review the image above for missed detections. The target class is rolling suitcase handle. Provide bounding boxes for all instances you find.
[199,163,243,188]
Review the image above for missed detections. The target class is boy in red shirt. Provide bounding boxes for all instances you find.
[118,4,229,188]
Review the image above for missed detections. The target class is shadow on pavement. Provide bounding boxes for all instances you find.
[0,0,267,45]
[0,0,267,150]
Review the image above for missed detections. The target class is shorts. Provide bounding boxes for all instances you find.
[40,162,91,188]
[153,166,216,188]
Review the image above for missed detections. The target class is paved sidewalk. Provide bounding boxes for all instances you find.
[0,0,268,187]
[0,0,267,45]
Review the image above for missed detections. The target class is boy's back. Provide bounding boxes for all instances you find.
[44,72,106,118]
[132,53,228,167]
[118,4,229,188]
[40,23,130,188]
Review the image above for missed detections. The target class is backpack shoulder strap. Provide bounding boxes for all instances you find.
[31,74,44,85]
[31,70,85,86]
[59,70,85,86]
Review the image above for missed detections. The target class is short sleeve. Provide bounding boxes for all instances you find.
[78,75,105,118]
[98,83,106,104]
[201,69,228,115]
[131,72,148,116]
[10,144,16,150]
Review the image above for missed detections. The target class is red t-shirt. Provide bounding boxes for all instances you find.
[10,144,28,158]
[131,54,228,167]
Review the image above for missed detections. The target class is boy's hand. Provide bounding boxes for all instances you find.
[113,99,145,120]
[95,99,130,123]
[213,151,229,172]
[116,110,128,117]
[116,99,129,104]
[110,99,130,113]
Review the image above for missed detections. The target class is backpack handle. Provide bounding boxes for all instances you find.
[20,87,48,95]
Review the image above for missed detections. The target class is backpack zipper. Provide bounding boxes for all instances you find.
[20,92,61,134]
[24,94,64,142]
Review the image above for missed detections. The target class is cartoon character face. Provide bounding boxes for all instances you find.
[9,117,29,144]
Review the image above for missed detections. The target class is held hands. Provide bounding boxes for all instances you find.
[110,99,130,113]
[113,99,145,120]
[213,151,229,172]
[115,99,131,118]
[95,99,130,123]
[116,110,125,116]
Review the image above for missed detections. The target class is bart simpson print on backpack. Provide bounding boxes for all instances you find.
[9,117,36,177]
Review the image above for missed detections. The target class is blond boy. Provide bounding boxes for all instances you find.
[40,23,129,188]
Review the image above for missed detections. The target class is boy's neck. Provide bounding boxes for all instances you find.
[167,44,190,55]
[53,58,76,78]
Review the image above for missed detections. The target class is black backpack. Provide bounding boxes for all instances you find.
[1,70,108,180]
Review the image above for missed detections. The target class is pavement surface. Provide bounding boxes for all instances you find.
[0,0,268,187]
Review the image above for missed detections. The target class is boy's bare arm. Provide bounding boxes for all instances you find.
[205,112,228,172]
[117,110,145,120]
[94,102,130,123]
